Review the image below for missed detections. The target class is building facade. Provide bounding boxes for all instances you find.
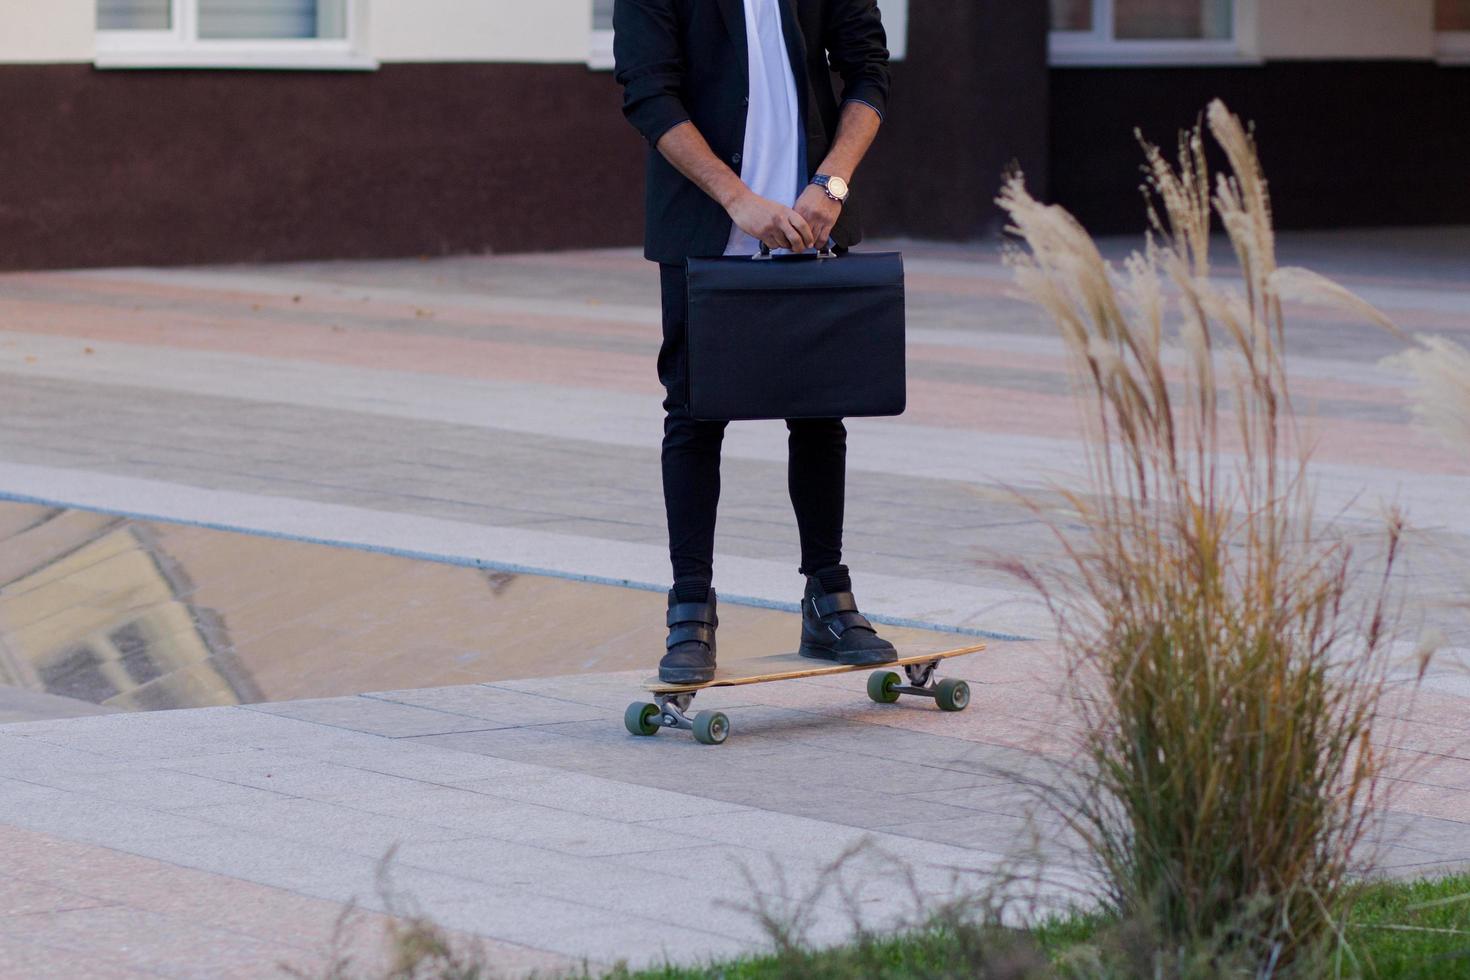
[0,1,1463,270]
[1049,0,1470,232]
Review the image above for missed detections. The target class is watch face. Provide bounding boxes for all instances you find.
[827,176,849,199]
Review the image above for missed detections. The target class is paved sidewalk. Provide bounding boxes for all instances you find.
[1,232,1468,974]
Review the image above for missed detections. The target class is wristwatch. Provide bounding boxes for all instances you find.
[812,174,850,204]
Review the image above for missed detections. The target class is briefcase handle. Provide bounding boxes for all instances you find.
[754,242,838,261]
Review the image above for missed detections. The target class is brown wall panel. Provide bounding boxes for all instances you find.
[1049,61,1470,234]
[0,62,646,269]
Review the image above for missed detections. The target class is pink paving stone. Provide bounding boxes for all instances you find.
[0,875,113,917]
[0,940,156,979]
[41,271,660,341]
[1379,779,1470,824]
[6,255,1467,476]
[0,824,579,978]
[32,270,1448,419]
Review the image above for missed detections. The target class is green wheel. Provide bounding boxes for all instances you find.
[867,670,901,704]
[935,678,971,713]
[624,701,660,736]
[692,710,729,745]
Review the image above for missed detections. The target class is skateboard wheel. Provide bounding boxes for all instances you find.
[935,678,970,712]
[867,670,901,704]
[624,701,661,736]
[692,710,729,745]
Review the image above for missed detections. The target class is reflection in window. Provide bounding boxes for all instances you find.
[199,0,347,40]
[1050,0,1092,32]
[38,645,119,703]
[1116,0,1233,39]
[593,0,613,32]
[98,0,349,39]
[1051,0,1235,40]
[98,0,170,30]
[111,621,163,685]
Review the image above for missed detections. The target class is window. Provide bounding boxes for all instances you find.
[1050,0,1256,66]
[1439,0,1470,63]
[96,0,375,69]
[590,0,613,68]
[588,0,908,70]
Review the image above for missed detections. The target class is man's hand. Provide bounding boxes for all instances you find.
[794,184,842,251]
[727,191,816,252]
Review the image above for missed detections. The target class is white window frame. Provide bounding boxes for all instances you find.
[95,0,377,70]
[590,22,613,70]
[587,0,909,70]
[1050,0,1259,67]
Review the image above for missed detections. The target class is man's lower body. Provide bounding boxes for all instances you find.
[654,263,896,683]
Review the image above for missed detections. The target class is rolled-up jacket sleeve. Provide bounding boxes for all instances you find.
[614,0,692,146]
[824,0,891,120]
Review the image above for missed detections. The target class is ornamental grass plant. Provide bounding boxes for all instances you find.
[997,100,1415,974]
[1388,335,1470,456]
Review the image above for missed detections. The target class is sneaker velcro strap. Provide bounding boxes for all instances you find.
[666,622,715,649]
[812,591,859,619]
[667,601,717,629]
[827,612,873,637]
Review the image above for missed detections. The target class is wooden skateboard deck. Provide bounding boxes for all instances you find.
[627,643,986,744]
[643,643,986,694]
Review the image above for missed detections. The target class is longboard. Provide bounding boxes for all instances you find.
[625,643,985,745]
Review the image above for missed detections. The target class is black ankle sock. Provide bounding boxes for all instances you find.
[673,581,711,604]
[812,565,852,595]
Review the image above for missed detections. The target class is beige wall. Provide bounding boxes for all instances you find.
[0,0,593,64]
[0,0,93,62]
[1257,0,1437,59]
[369,0,591,63]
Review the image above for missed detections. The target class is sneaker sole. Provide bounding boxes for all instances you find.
[798,643,898,667]
[658,667,716,685]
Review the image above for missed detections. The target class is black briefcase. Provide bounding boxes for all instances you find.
[684,248,906,421]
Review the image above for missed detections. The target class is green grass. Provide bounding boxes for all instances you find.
[1342,875,1470,979]
[605,876,1470,980]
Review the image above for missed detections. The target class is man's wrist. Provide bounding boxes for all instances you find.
[816,167,853,183]
[715,177,750,212]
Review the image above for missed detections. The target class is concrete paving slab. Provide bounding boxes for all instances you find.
[177,796,475,855]
[0,778,225,845]
[162,754,458,803]
[361,683,610,727]
[449,769,753,822]
[243,695,526,738]
[15,765,296,811]
[0,823,577,978]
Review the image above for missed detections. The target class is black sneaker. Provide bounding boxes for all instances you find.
[798,575,897,665]
[658,589,718,684]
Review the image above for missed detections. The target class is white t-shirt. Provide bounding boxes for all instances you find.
[724,0,804,256]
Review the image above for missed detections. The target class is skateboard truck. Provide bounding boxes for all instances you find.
[625,693,730,745]
[866,659,971,712]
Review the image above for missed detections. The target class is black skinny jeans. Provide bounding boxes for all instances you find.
[658,263,846,590]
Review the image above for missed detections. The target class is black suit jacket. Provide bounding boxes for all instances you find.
[614,0,890,263]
